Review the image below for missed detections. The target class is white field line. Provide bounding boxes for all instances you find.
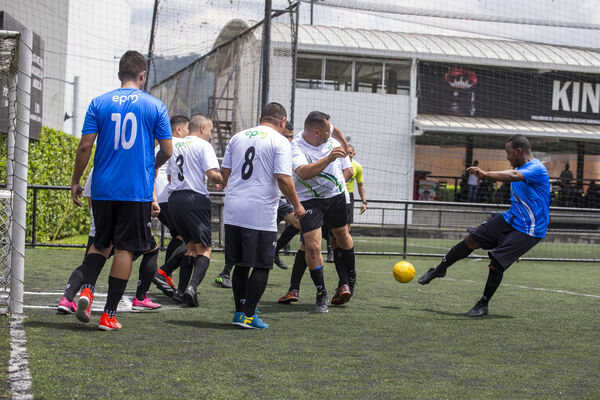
[8,314,33,400]
[360,269,600,299]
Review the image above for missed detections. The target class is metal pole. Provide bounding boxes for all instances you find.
[145,0,160,91]
[403,202,408,259]
[310,0,315,25]
[290,2,299,127]
[32,189,37,248]
[261,0,272,109]
[10,28,33,314]
[72,76,80,137]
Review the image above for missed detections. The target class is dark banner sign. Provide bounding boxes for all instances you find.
[418,62,600,125]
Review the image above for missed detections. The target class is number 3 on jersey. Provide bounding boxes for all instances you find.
[176,154,185,181]
[111,112,137,150]
[241,146,255,180]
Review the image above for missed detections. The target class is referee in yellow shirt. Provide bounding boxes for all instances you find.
[347,144,367,229]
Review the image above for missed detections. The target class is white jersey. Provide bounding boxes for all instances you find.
[223,125,292,232]
[166,135,220,197]
[292,135,351,201]
[83,169,95,237]
[155,145,170,204]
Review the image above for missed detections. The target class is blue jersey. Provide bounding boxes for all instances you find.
[503,158,550,238]
[82,88,171,201]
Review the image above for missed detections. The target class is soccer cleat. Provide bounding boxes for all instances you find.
[57,297,77,314]
[466,300,489,317]
[132,296,162,310]
[325,250,334,263]
[98,313,122,331]
[75,288,93,323]
[417,267,446,285]
[278,289,299,304]
[331,284,352,305]
[215,273,232,289]
[273,253,289,270]
[232,311,246,327]
[240,314,269,329]
[171,289,185,303]
[183,285,199,307]
[310,292,329,314]
[153,270,176,297]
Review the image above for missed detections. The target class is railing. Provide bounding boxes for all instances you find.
[26,185,600,262]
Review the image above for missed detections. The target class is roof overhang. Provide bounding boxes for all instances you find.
[414,114,600,141]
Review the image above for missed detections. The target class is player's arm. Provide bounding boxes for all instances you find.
[295,147,347,180]
[467,166,524,182]
[343,167,353,182]
[331,125,348,152]
[357,181,367,213]
[71,133,96,206]
[206,168,224,186]
[221,168,231,188]
[276,173,305,219]
[155,138,172,170]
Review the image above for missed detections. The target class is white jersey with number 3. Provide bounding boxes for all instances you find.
[222,125,292,232]
[166,136,220,197]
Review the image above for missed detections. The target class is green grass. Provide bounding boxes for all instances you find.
[5,248,600,399]
[0,316,9,400]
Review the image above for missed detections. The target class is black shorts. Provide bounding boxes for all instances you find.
[225,224,277,269]
[168,190,212,247]
[300,193,348,234]
[92,200,153,253]
[277,199,294,224]
[157,201,178,238]
[467,214,541,270]
[347,192,355,224]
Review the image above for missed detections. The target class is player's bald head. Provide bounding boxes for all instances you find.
[188,114,212,133]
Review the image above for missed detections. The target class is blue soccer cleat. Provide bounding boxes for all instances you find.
[232,311,246,327]
[241,314,269,329]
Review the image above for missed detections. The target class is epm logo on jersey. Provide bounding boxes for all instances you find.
[174,140,192,149]
[245,130,269,140]
[112,94,139,105]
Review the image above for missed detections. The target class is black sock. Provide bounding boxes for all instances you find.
[189,255,210,289]
[289,250,307,291]
[161,244,186,275]
[136,249,158,301]
[81,253,107,292]
[63,264,85,301]
[104,275,128,318]
[437,241,473,272]
[309,265,326,295]
[275,225,300,252]
[165,237,183,263]
[221,263,233,276]
[232,266,250,313]
[333,247,355,287]
[178,255,194,290]
[481,265,504,305]
[244,268,270,316]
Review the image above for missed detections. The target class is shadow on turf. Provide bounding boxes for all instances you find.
[380,306,514,319]
[166,319,237,330]
[26,320,101,332]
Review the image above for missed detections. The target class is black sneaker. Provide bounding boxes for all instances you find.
[417,267,446,285]
[310,291,329,314]
[171,289,185,303]
[274,253,289,270]
[183,285,199,307]
[152,272,176,297]
[465,300,488,317]
[215,273,232,288]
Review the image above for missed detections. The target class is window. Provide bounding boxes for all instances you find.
[297,58,322,89]
[324,59,352,91]
[385,62,410,94]
[355,62,383,93]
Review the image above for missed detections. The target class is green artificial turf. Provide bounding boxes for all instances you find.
[3,248,600,399]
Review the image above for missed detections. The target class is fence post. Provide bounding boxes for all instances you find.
[403,202,408,259]
[31,188,37,248]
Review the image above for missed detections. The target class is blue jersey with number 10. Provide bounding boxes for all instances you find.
[82,88,172,202]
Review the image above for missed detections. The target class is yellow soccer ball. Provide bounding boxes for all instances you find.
[393,261,415,284]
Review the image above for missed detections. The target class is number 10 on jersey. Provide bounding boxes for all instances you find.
[112,112,137,150]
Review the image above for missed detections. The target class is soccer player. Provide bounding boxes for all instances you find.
[166,114,223,307]
[152,115,190,296]
[70,50,172,331]
[58,169,162,314]
[286,111,354,313]
[222,102,305,329]
[418,134,550,316]
[346,144,367,228]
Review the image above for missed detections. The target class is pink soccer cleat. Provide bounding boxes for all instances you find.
[132,296,162,310]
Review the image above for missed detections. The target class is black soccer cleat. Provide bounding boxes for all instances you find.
[310,291,329,314]
[417,267,446,285]
[183,285,199,307]
[465,300,488,317]
[171,289,185,303]
[153,272,176,297]
[273,253,289,270]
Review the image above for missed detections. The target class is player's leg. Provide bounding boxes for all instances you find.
[153,243,185,296]
[226,225,250,326]
[325,194,353,305]
[215,262,233,288]
[132,244,162,310]
[99,249,133,330]
[303,227,328,314]
[274,202,300,269]
[183,242,211,307]
[58,235,94,314]
[278,241,307,304]
[345,193,357,296]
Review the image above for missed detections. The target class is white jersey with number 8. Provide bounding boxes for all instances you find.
[222,125,292,232]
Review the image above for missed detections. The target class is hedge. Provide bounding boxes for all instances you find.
[1,127,93,242]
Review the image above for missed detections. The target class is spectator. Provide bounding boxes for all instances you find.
[467,160,479,203]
